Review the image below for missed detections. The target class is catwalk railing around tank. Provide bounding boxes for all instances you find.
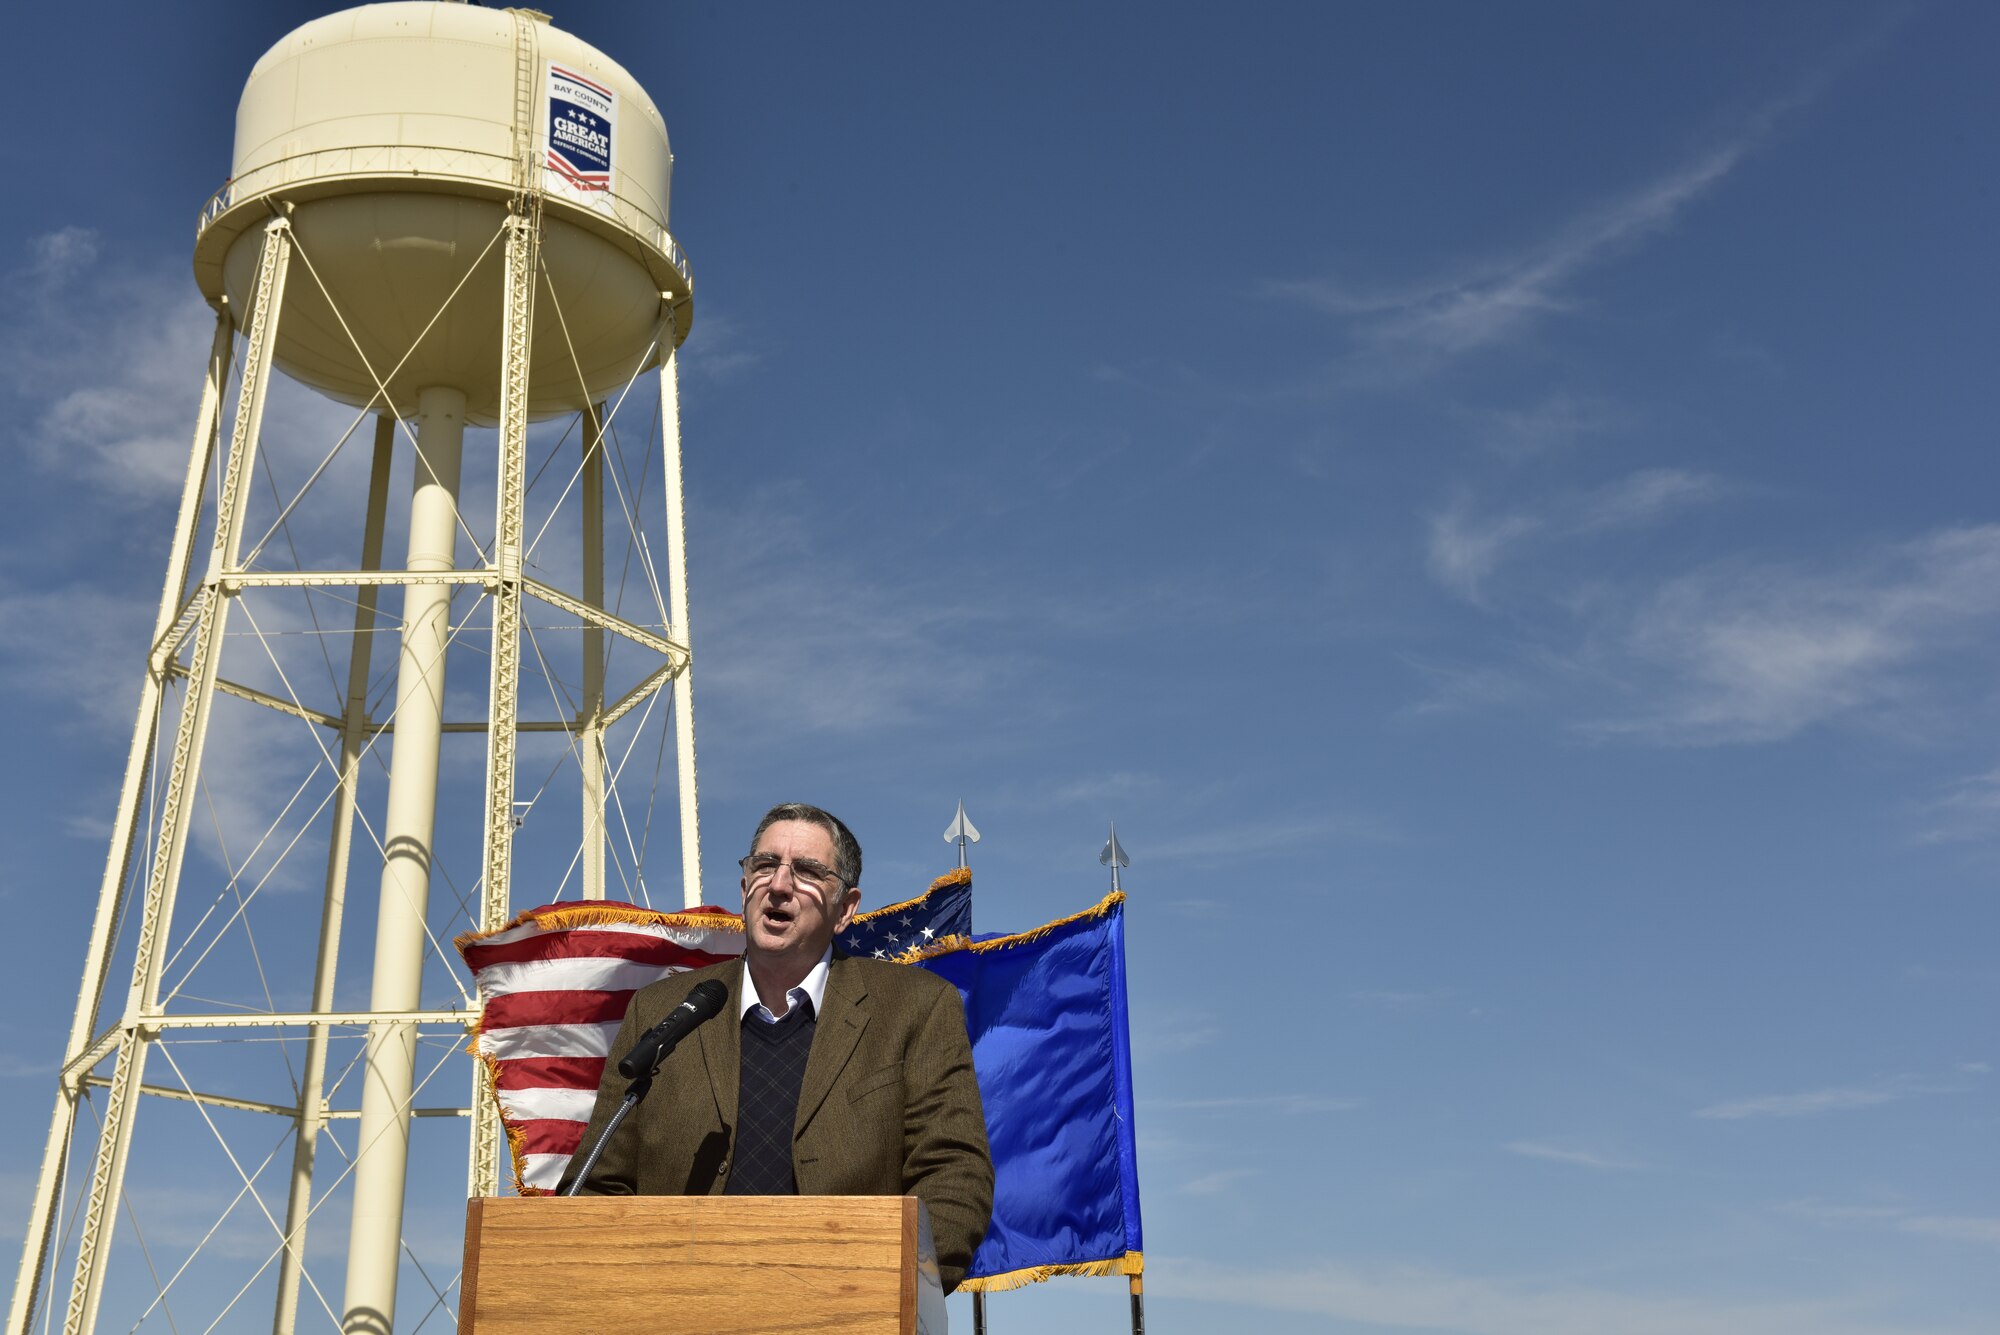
[193,143,691,291]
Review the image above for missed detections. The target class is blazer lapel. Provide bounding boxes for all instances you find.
[795,956,868,1135]
[698,964,743,1129]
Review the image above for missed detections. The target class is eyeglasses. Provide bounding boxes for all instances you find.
[739,852,846,893]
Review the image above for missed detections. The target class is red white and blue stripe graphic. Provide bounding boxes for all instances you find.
[547,64,615,192]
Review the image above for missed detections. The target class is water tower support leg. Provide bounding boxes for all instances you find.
[469,207,539,1200]
[5,304,233,1335]
[659,347,702,907]
[580,403,606,901]
[271,414,395,1335]
[67,218,293,1335]
[341,386,466,1335]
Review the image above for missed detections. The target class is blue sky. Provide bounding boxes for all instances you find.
[4,1,1998,1331]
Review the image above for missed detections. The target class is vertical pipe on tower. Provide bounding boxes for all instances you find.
[580,404,606,900]
[659,346,703,906]
[342,386,466,1335]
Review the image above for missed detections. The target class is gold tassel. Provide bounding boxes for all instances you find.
[901,891,1125,963]
[527,902,744,934]
[847,864,973,930]
[461,1043,546,1196]
[456,900,745,952]
[957,1252,1143,1293]
[928,865,974,892]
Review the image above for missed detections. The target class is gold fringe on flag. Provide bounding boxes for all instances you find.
[854,864,971,926]
[900,890,1125,964]
[523,902,742,934]
[957,1251,1143,1293]
[453,900,743,952]
[460,1042,552,1196]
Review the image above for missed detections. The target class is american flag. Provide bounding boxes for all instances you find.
[837,867,972,959]
[457,867,973,1193]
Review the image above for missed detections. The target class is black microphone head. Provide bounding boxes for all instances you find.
[686,978,728,1017]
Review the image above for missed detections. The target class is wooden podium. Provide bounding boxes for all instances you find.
[460,1195,947,1334]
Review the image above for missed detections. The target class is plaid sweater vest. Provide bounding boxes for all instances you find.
[725,1001,816,1195]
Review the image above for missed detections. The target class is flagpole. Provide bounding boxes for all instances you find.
[1103,820,1142,1333]
[1100,820,1128,893]
[942,801,988,1335]
[946,798,979,871]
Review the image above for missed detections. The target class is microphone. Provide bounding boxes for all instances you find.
[616,979,728,1078]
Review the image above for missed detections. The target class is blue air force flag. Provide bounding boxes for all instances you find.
[915,892,1144,1289]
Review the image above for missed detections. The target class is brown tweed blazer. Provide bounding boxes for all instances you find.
[561,953,995,1290]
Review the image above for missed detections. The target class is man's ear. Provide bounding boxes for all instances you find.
[833,886,861,935]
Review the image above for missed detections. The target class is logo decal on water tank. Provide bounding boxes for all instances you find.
[547,65,617,196]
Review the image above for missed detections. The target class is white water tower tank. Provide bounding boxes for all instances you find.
[191,1,692,424]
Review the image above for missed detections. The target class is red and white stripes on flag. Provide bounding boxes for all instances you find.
[459,903,743,1192]
[457,868,974,1193]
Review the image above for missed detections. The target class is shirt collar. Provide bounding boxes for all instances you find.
[739,947,833,1023]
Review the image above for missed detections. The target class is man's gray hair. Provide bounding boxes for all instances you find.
[748,803,862,888]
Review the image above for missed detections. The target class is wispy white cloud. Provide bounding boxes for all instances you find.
[1696,1085,1899,1120]
[1349,988,1451,1010]
[676,307,764,383]
[1574,469,1729,532]
[991,769,1162,814]
[1413,519,2000,744]
[0,1051,57,1079]
[1159,1255,1972,1335]
[1158,896,1224,916]
[1144,809,1400,863]
[1400,655,1547,718]
[1777,1200,1913,1224]
[1693,1070,1968,1120]
[1910,767,2000,844]
[1131,1004,1222,1057]
[1151,1094,1362,1115]
[1896,1216,2000,1249]
[3,233,217,505]
[1504,1140,1650,1172]
[1475,393,1625,459]
[26,226,100,287]
[692,492,1025,742]
[1591,525,2000,745]
[1782,1201,2000,1251]
[0,583,154,735]
[1426,500,1541,604]
[1266,125,1771,372]
[1179,1168,1260,1196]
[1260,25,1893,391]
[1423,468,1730,604]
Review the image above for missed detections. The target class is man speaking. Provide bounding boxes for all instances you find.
[560,803,995,1290]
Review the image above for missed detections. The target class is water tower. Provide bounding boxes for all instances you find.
[10,5,700,1331]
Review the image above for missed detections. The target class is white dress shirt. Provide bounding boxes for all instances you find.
[739,947,832,1024]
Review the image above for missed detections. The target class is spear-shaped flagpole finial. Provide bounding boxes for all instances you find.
[1099,820,1129,892]
[943,799,982,870]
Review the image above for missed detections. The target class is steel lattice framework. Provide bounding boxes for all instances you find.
[9,170,700,1335]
